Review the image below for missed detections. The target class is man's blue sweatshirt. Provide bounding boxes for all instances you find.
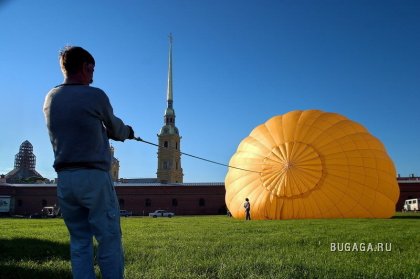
[43,84,131,172]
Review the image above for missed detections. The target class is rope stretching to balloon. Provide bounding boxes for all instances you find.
[133,137,261,174]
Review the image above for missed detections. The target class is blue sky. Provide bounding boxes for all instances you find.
[0,0,419,182]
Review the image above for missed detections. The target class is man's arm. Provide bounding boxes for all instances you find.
[99,91,134,141]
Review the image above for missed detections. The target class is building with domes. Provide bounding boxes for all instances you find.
[5,140,44,183]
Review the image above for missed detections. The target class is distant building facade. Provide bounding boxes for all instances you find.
[1,179,419,216]
[0,182,226,216]
[119,178,158,183]
[5,140,44,183]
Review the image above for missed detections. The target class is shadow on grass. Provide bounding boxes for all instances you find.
[392,215,420,219]
[0,237,72,279]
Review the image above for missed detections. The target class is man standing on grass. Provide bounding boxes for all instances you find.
[43,46,136,279]
[244,198,251,220]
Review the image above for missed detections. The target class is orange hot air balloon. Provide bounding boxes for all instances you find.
[225,110,400,220]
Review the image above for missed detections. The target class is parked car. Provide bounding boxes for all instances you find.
[41,206,60,218]
[119,210,133,217]
[149,210,175,218]
[403,198,419,212]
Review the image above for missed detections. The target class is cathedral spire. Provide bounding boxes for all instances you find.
[160,33,178,133]
[167,33,173,107]
[157,33,183,184]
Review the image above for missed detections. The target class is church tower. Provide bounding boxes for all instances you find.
[157,34,183,184]
[110,145,120,182]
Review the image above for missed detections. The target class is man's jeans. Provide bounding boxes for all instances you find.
[57,169,124,279]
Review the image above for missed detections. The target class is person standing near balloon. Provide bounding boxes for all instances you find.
[244,198,251,220]
[43,46,135,279]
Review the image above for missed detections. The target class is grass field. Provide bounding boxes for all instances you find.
[1,213,419,279]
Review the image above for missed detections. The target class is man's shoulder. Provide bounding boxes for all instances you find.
[49,85,107,97]
[87,85,106,94]
[86,86,109,100]
[70,85,106,96]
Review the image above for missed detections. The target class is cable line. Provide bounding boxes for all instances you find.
[134,137,261,174]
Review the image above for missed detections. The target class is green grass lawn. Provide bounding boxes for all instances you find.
[1,213,419,279]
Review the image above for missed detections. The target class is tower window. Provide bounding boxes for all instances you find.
[163,161,168,170]
[164,141,168,148]
[176,142,178,150]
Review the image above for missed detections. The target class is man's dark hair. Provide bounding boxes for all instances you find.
[59,46,95,75]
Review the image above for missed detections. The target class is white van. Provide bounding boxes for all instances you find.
[41,206,60,217]
[403,198,420,212]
